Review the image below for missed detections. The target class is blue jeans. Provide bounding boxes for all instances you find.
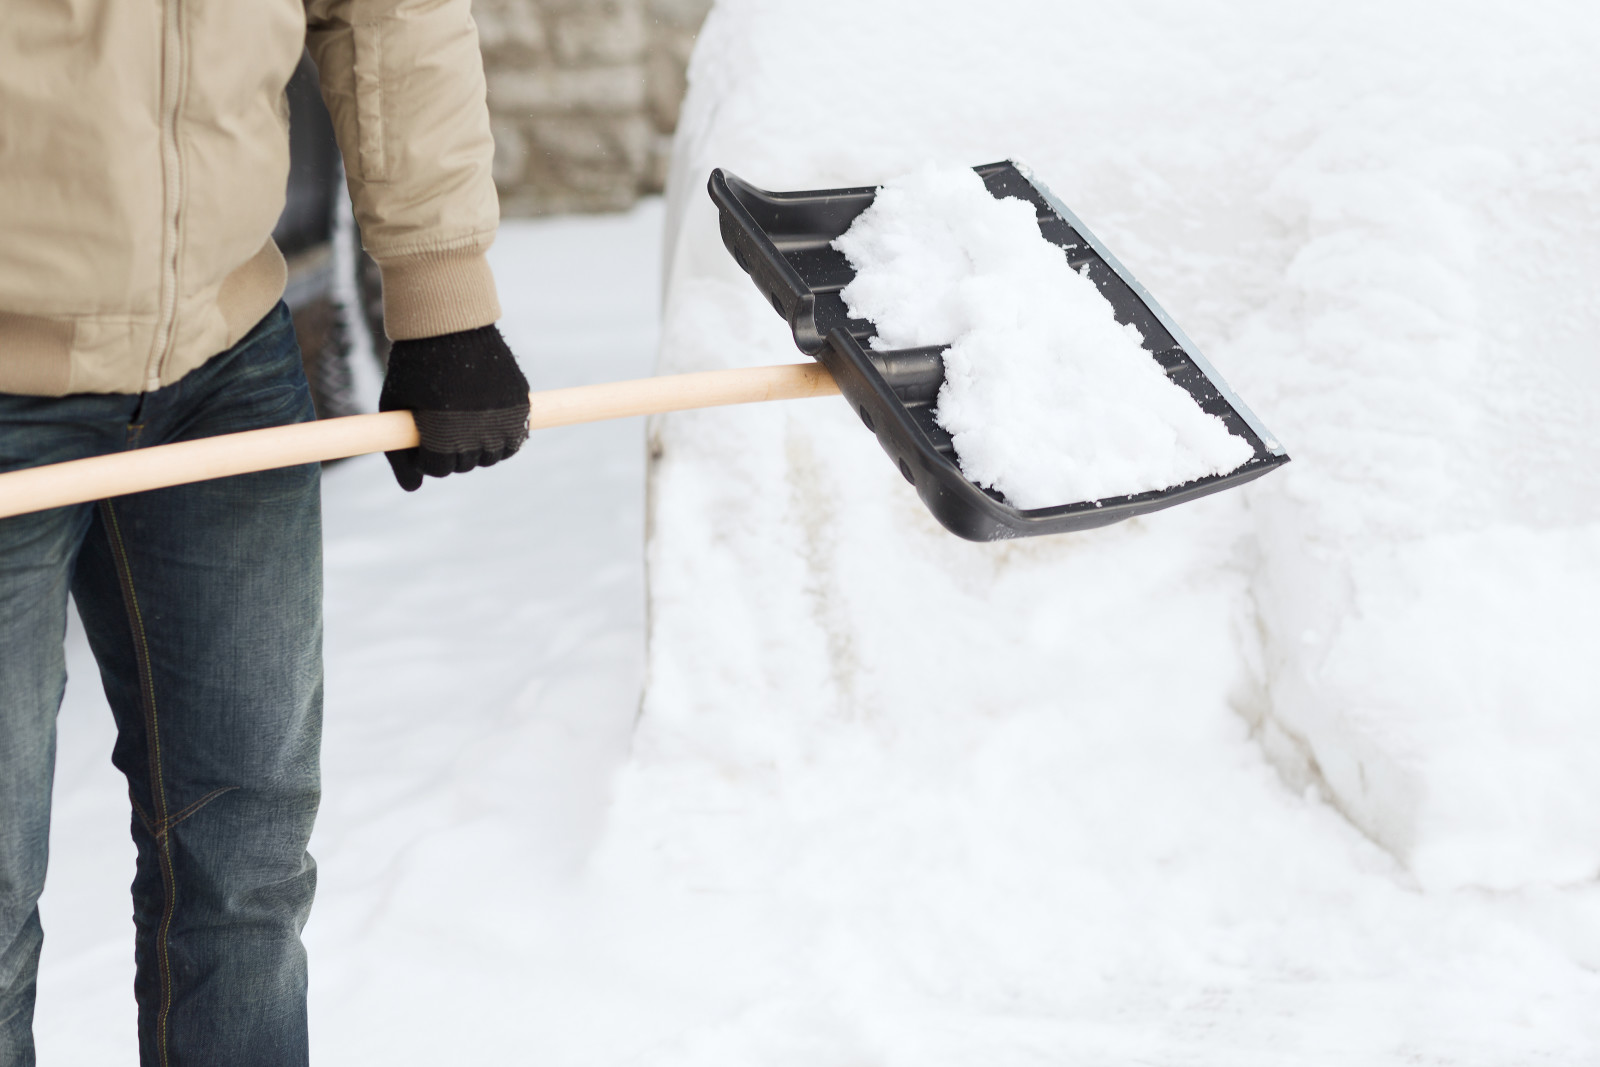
[0,303,321,1067]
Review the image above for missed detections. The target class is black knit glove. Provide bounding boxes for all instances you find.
[378,324,531,492]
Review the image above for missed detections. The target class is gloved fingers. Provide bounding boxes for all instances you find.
[477,433,527,468]
[379,406,530,490]
[394,443,512,489]
[385,449,425,492]
[415,448,463,480]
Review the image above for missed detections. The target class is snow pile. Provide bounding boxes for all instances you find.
[653,0,1600,891]
[614,0,1600,1060]
[834,163,1252,507]
[1220,10,1600,888]
[1264,524,1600,890]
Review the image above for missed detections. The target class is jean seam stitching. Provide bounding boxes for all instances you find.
[129,792,157,838]
[160,786,237,835]
[102,500,176,1067]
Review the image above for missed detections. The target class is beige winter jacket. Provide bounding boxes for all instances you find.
[0,0,501,396]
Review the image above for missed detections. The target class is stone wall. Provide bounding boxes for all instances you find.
[476,0,714,216]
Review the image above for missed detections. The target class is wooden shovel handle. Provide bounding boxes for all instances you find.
[0,362,839,521]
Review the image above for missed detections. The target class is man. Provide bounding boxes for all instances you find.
[0,2,528,1063]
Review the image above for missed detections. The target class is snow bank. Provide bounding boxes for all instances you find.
[654,0,1600,892]
[587,0,1600,1060]
[834,163,1253,507]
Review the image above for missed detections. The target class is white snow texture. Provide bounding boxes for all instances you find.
[834,163,1253,507]
[632,0,1600,1061]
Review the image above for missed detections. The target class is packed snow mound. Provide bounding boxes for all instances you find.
[653,0,1600,893]
[612,0,1600,1060]
[833,163,1253,507]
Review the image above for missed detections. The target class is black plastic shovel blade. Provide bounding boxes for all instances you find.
[708,162,1289,541]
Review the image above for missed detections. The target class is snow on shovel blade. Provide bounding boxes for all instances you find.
[708,162,1289,542]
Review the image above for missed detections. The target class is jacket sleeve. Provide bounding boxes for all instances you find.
[304,0,501,341]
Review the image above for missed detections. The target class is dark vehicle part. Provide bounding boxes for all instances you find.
[709,163,1289,542]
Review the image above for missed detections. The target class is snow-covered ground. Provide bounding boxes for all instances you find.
[30,1,1600,1062]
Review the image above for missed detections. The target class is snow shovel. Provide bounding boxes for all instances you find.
[0,363,840,521]
[709,161,1289,541]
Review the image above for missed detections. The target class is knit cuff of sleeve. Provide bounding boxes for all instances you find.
[378,244,503,341]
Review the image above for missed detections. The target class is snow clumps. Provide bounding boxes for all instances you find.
[833,163,1253,508]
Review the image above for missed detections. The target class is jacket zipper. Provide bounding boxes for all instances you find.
[146,0,186,391]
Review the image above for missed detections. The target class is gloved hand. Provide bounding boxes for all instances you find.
[377,324,531,491]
